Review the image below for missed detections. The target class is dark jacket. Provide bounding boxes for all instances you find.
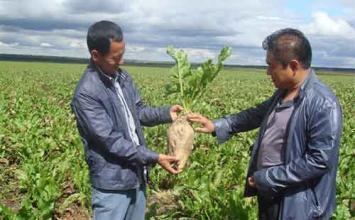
[213,70,342,219]
[71,62,172,190]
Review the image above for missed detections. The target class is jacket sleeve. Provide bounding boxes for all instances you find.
[71,91,159,165]
[213,97,274,144]
[253,98,342,196]
[131,80,172,127]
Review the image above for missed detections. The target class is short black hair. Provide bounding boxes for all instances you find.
[262,28,312,69]
[87,20,123,55]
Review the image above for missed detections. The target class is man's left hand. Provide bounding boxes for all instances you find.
[170,105,183,121]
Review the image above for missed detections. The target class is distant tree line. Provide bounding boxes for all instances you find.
[0,53,354,73]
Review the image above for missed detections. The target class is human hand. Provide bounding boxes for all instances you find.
[187,113,215,133]
[248,176,257,188]
[157,154,180,174]
[170,105,183,121]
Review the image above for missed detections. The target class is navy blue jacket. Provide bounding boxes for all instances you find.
[71,62,172,190]
[214,70,342,219]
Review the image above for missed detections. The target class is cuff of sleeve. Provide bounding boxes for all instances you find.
[253,169,277,195]
[147,151,159,164]
[213,118,232,144]
[160,106,173,123]
[137,146,159,165]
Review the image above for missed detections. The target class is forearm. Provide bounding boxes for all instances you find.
[253,154,330,195]
[213,98,274,144]
[138,103,172,126]
[93,130,159,165]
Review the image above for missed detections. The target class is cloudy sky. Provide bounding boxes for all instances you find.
[0,0,354,68]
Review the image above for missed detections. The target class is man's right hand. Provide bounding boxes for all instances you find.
[157,154,180,174]
[187,113,215,134]
[248,176,257,188]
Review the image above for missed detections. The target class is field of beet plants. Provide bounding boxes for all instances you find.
[0,61,354,219]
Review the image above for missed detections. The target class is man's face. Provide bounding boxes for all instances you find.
[266,51,294,89]
[93,40,125,75]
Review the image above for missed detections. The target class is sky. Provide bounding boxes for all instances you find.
[0,0,354,68]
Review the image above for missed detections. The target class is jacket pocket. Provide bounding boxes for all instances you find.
[308,187,322,218]
[87,153,106,175]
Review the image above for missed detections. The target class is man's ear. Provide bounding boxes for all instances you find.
[91,50,100,62]
[289,60,300,76]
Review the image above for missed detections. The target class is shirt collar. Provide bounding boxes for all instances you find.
[276,99,294,111]
[91,62,127,85]
[96,65,117,82]
[89,59,129,85]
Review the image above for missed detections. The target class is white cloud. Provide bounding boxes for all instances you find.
[179,48,216,62]
[69,40,85,49]
[0,0,354,68]
[304,11,355,39]
[0,0,66,19]
[40,42,53,47]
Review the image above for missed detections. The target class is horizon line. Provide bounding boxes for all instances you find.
[0,53,354,71]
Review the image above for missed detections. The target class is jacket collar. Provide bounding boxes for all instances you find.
[298,68,317,100]
[88,59,128,86]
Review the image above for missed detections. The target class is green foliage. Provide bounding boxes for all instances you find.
[0,62,90,219]
[165,46,232,112]
[0,62,353,219]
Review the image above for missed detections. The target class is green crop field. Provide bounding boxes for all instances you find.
[0,61,354,219]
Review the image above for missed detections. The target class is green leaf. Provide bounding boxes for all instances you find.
[165,46,232,111]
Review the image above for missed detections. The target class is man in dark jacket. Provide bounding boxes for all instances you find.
[188,28,342,219]
[71,20,182,220]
